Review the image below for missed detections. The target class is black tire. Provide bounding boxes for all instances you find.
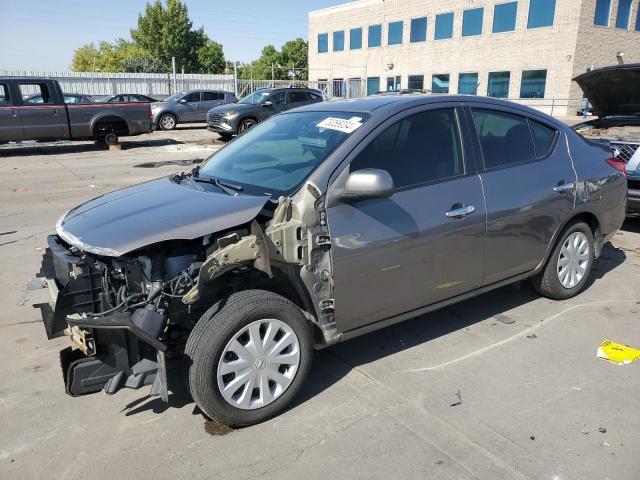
[218,133,233,142]
[530,221,595,300]
[238,118,257,134]
[185,289,313,427]
[104,133,119,145]
[158,113,177,131]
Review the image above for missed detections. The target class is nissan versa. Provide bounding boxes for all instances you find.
[36,95,627,427]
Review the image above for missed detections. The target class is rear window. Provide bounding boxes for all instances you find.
[0,84,9,105]
[472,109,536,170]
[529,120,557,158]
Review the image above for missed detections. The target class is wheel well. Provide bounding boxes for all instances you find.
[568,212,600,236]
[240,116,258,124]
[93,116,129,137]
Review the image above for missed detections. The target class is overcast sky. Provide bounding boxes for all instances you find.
[0,0,346,71]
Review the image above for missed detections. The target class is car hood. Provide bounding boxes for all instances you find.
[574,64,640,118]
[56,177,269,256]
[208,103,256,114]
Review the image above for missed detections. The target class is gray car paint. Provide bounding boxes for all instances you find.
[151,90,236,126]
[57,177,269,256]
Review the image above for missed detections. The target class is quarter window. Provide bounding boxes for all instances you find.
[487,71,511,98]
[458,73,479,94]
[527,0,556,28]
[520,70,547,98]
[318,33,329,53]
[493,2,518,32]
[432,74,450,93]
[472,109,536,169]
[594,0,611,26]
[615,0,632,28]
[350,28,362,49]
[408,75,424,90]
[388,21,403,45]
[410,17,428,42]
[435,12,454,39]
[462,8,484,36]
[368,24,382,47]
[529,120,557,158]
[333,31,345,51]
[349,108,464,188]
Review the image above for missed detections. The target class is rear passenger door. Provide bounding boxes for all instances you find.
[18,82,66,141]
[466,105,575,284]
[285,91,309,110]
[200,91,224,115]
[328,105,487,332]
[0,82,23,142]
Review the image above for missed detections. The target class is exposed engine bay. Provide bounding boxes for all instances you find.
[35,172,337,402]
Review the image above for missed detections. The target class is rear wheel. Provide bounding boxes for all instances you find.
[185,290,313,427]
[530,221,594,300]
[158,113,177,131]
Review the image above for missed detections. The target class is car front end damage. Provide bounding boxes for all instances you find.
[34,178,338,403]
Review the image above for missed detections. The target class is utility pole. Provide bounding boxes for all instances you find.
[272,63,275,87]
[233,61,238,96]
[171,57,177,94]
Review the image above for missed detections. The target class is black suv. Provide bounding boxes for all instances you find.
[207,87,327,139]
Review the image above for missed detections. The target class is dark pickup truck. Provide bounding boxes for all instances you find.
[0,78,153,145]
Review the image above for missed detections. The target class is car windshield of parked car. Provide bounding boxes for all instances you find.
[199,111,368,196]
[239,91,270,105]
[165,92,187,102]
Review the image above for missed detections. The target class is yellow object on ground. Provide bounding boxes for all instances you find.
[597,339,640,365]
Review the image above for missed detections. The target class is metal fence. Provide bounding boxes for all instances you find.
[0,70,584,116]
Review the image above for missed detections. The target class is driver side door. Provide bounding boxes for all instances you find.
[326,105,487,333]
[176,92,202,122]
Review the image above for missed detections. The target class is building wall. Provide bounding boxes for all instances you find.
[309,0,640,114]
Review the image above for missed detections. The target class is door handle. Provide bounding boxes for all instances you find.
[445,205,475,218]
[553,182,575,193]
[11,109,17,118]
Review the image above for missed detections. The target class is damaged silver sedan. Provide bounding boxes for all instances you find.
[36,95,627,427]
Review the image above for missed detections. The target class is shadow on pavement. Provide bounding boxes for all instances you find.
[0,138,183,157]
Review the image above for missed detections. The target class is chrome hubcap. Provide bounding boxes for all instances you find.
[217,319,300,410]
[161,115,175,129]
[557,232,590,289]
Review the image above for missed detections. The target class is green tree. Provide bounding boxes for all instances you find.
[238,40,308,81]
[279,38,308,80]
[71,40,156,72]
[196,39,226,74]
[71,43,101,71]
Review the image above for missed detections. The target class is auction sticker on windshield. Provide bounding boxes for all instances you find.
[317,116,363,134]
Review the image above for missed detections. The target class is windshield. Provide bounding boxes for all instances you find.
[164,92,187,102]
[198,111,368,196]
[239,90,270,105]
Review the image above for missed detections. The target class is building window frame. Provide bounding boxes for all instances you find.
[487,71,511,98]
[387,75,402,91]
[527,0,556,29]
[408,75,425,90]
[410,17,428,42]
[458,72,479,94]
[615,0,632,29]
[435,12,455,40]
[317,33,329,54]
[520,69,547,98]
[493,1,518,33]
[367,77,381,96]
[594,0,612,26]
[368,24,382,48]
[431,74,450,93]
[388,20,404,45]
[333,31,345,52]
[462,7,484,37]
[350,27,363,49]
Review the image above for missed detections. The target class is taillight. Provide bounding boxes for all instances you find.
[147,104,153,119]
[605,156,627,176]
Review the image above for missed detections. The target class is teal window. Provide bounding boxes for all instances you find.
[520,70,547,98]
[493,2,518,32]
[462,8,484,36]
[410,17,428,42]
[487,71,510,98]
[367,77,380,96]
[408,75,424,89]
[388,21,403,45]
[594,0,611,26]
[333,31,344,51]
[458,73,479,94]
[432,74,450,93]
[435,12,454,39]
[527,0,556,28]
[350,28,362,49]
[368,24,382,47]
[615,0,632,28]
[318,33,328,53]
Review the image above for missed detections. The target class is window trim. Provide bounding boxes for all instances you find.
[350,27,363,50]
[615,0,632,29]
[410,16,428,43]
[492,1,518,33]
[434,12,455,40]
[462,7,484,37]
[387,20,404,45]
[465,104,559,173]
[593,0,612,26]
[333,30,345,52]
[527,117,560,160]
[526,0,556,29]
[317,33,329,53]
[368,24,383,48]
[328,104,474,197]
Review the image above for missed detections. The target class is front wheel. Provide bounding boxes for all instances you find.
[185,290,313,427]
[238,118,257,134]
[530,221,595,300]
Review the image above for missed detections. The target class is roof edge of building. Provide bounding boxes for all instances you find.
[309,0,382,18]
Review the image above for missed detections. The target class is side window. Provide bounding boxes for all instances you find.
[269,92,287,105]
[64,95,80,104]
[202,91,221,101]
[529,120,557,158]
[472,109,535,169]
[183,92,201,102]
[20,83,55,104]
[0,84,11,105]
[349,108,464,189]
[287,91,307,104]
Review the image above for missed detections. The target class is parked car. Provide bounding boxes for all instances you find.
[36,95,626,427]
[151,90,237,130]
[572,63,640,215]
[94,94,158,103]
[23,92,94,104]
[0,78,152,145]
[206,87,326,139]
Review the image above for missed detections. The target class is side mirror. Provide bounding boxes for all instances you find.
[339,169,394,201]
[262,101,273,107]
[178,98,187,104]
